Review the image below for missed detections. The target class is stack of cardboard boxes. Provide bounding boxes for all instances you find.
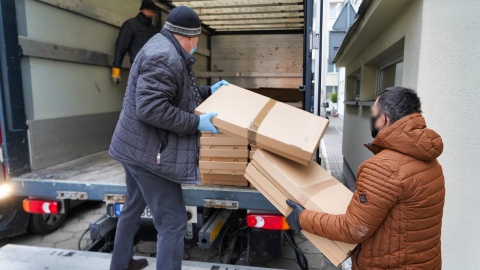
[199,132,249,186]
[196,84,356,266]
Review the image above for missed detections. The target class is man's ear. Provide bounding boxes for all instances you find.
[384,114,390,127]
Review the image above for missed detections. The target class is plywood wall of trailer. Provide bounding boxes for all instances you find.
[210,34,303,91]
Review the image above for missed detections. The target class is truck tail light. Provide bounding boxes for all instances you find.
[246,214,290,231]
[22,199,60,214]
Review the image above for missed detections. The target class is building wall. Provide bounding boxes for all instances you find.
[341,0,423,175]
[338,0,480,267]
[416,0,480,267]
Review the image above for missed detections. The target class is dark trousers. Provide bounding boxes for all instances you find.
[110,164,187,270]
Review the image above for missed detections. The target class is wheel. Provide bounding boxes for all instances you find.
[28,213,66,234]
[0,196,29,239]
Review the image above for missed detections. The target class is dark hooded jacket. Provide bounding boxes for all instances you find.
[109,28,211,183]
[112,12,158,68]
[299,113,445,269]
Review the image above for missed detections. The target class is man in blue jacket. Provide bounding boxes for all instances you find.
[109,6,228,270]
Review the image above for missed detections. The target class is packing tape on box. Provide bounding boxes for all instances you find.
[248,99,277,146]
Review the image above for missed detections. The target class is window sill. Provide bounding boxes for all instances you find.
[344,100,375,106]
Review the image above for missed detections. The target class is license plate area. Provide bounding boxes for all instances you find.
[114,204,153,219]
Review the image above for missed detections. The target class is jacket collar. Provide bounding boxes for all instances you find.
[364,113,443,161]
[136,12,153,25]
[161,28,196,68]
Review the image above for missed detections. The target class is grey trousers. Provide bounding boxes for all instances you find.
[110,164,187,270]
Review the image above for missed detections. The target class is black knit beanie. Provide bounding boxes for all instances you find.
[140,0,157,11]
[164,6,201,37]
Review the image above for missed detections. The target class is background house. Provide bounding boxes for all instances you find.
[334,0,480,268]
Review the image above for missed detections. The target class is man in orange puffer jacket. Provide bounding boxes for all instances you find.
[286,87,445,270]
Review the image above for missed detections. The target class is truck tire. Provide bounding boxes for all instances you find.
[28,213,66,235]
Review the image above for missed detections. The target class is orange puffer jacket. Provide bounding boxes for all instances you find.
[299,113,445,269]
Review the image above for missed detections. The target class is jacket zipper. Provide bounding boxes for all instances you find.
[156,131,168,165]
[355,243,362,267]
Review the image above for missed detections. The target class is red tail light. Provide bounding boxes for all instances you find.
[246,214,290,230]
[23,199,60,214]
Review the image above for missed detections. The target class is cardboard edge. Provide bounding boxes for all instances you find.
[244,164,347,267]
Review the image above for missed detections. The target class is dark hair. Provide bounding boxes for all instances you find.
[377,87,422,123]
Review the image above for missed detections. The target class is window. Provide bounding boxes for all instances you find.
[329,3,342,18]
[328,62,340,73]
[326,86,338,100]
[377,55,404,94]
[354,76,361,100]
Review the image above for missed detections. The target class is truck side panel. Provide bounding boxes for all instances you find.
[14,0,212,171]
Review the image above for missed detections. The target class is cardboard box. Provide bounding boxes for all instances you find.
[200,149,249,159]
[201,157,248,162]
[200,137,249,146]
[201,145,248,150]
[196,84,328,165]
[201,174,248,181]
[245,149,356,266]
[201,179,249,187]
[201,133,235,137]
[200,169,245,175]
[199,161,247,171]
[200,173,249,187]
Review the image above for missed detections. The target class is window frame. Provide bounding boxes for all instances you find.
[376,54,404,95]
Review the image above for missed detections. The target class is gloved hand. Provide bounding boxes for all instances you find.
[198,112,219,134]
[211,80,229,94]
[286,199,305,232]
[111,67,121,84]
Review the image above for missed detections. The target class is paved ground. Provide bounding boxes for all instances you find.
[3,116,347,270]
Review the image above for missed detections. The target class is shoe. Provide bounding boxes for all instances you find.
[128,258,148,270]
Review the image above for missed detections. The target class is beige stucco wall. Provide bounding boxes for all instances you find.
[341,0,423,174]
[339,0,480,267]
[416,0,480,268]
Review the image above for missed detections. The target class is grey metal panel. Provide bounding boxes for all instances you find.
[35,0,126,27]
[329,31,346,64]
[19,36,131,68]
[332,2,356,31]
[28,112,119,170]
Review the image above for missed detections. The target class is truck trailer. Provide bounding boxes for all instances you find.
[0,0,325,268]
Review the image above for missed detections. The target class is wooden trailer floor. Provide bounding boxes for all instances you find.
[9,151,274,209]
[0,244,280,270]
[15,151,126,185]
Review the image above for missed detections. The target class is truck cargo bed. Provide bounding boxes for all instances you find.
[0,245,281,270]
[10,152,274,210]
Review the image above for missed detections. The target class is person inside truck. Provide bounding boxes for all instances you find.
[108,6,228,270]
[286,87,445,270]
[111,0,159,84]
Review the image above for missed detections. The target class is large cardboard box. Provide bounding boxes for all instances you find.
[200,137,249,146]
[245,149,356,266]
[200,149,249,159]
[195,84,328,165]
[201,145,248,150]
[199,161,247,171]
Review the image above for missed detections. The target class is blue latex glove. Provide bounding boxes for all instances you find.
[286,199,305,232]
[211,80,229,94]
[198,112,219,134]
